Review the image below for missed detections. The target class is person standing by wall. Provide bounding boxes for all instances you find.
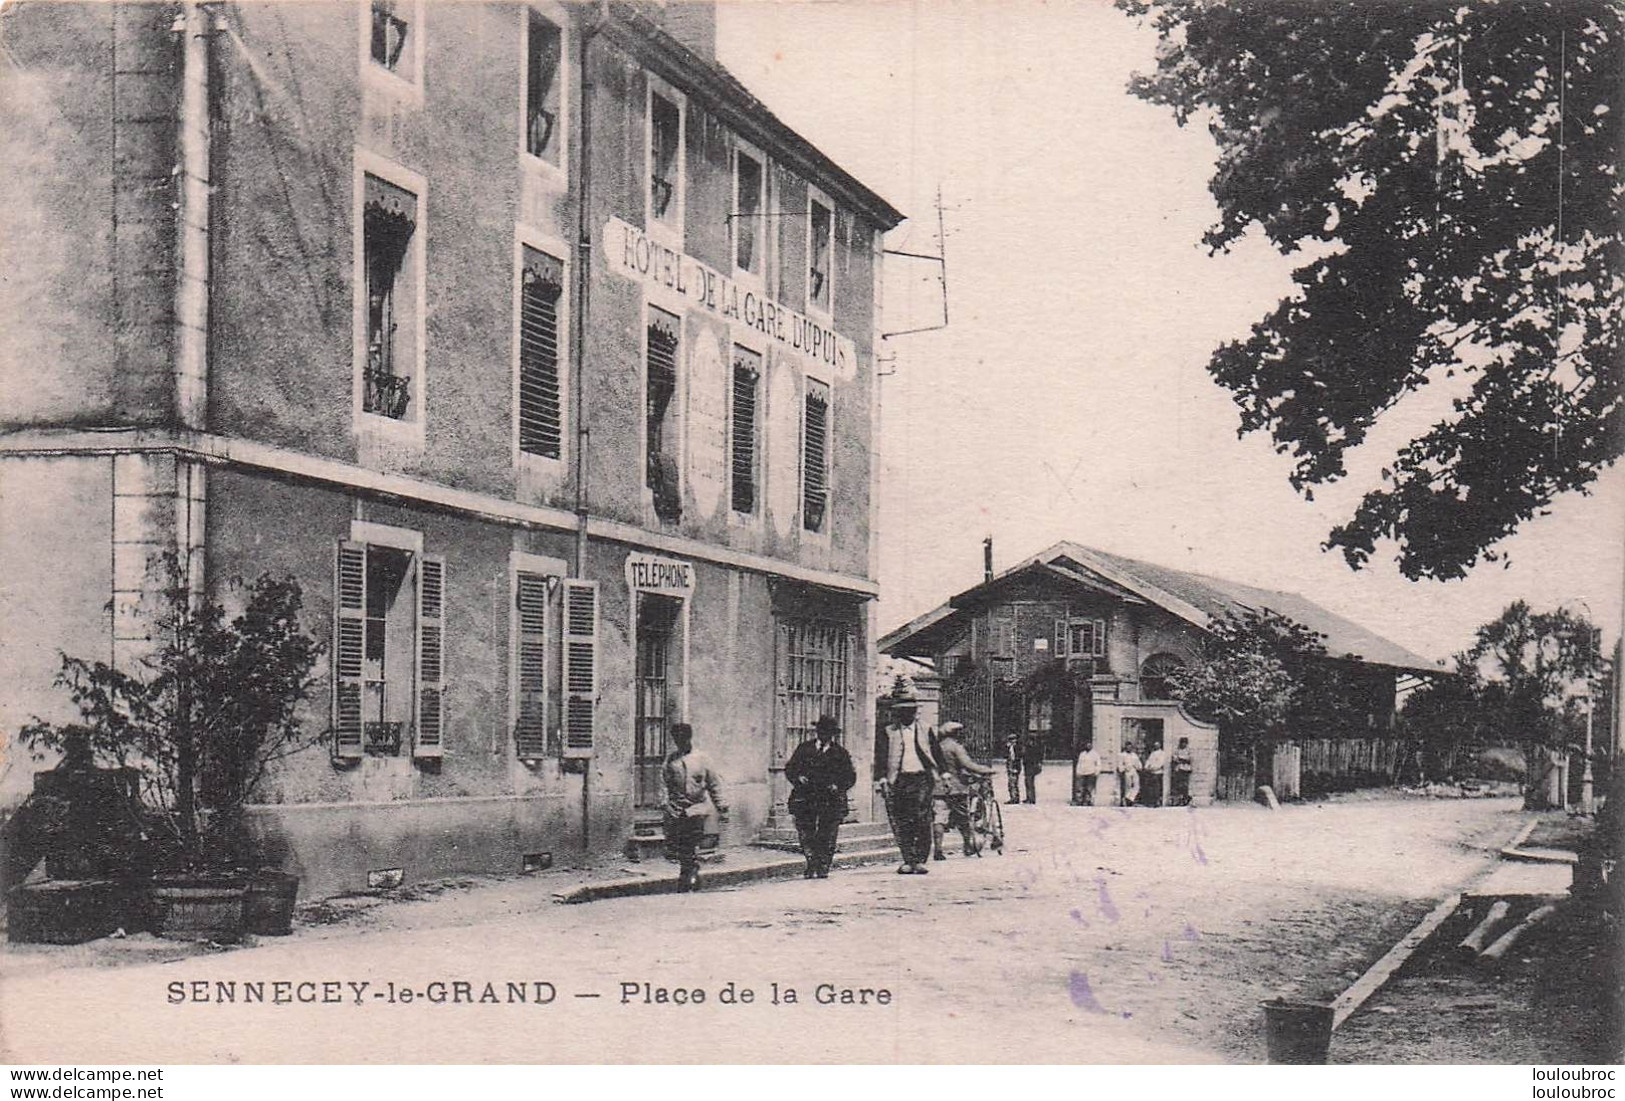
[1118,740,1143,808]
[1003,729,1024,806]
[932,721,997,860]
[1169,736,1194,806]
[1075,740,1101,806]
[881,681,938,875]
[1141,739,1168,807]
[1019,728,1045,804]
[663,723,727,892]
[785,715,856,879]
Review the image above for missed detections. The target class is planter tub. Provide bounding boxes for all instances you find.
[244,872,300,936]
[1261,999,1335,1064]
[7,879,129,944]
[149,877,247,943]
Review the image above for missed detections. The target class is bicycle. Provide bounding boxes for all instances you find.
[967,775,1004,855]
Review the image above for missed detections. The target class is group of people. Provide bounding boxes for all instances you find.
[1074,736,1193,807]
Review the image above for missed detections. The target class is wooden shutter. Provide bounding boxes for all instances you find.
[731,350,760,514]
[518,248,564,459]
[414,555,446,758]
[514,571,550,759]
[802,381,829,531]
[333,541,367,760]
[1094,617,1107,658]
[1054,617,1068,657]
[561,579,598,758]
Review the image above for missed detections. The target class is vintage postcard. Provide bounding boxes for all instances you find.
[0,0,1620,1071]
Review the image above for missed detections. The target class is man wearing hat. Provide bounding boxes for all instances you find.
[785,715,857,879]
[880,678,938,874]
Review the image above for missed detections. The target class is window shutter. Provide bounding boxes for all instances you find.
[414,555,446,758]
[802,382,829,532]
[518,248,564,459]
[1054,618,1068,657]
[1094,617,1107,658]
[562,579,598,758]
[333,541,367,760]
[731,351,760,514]
[514,571,550,759]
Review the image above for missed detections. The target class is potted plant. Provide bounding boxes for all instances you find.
[18,552,325,942]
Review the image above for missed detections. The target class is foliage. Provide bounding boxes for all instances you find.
[1463,598,1602,746]
[18,554,325,870]
[1164,608,1328,748]
[1120,0,1623,580]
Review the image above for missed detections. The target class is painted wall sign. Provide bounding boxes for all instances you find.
[625,552,697,596]
[605,216,856,380]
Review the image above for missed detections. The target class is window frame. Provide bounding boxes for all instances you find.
[727,339,765,521]
[644,76,686,249]
[799,373,833,539]
[641,297,686,523]
[730,139,768,287]
[805,184,835,321]
[511,223,572,474]
[352,149,428,447]
[359,0,426,101]
[510,550,567,761]
[517,4,569,183]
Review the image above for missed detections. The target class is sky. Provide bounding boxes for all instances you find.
[715,0,1624,667]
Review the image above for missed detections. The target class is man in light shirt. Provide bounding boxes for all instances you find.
[1141,741,1169,807]
[880,681,938,875]
[1075,741,1101,805]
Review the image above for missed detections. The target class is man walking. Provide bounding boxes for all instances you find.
[663,723,727,892]
[881,681,937,875]
[785,715,857,879]
[1020,728,1045,804]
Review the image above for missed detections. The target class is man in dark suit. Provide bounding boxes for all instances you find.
[786,715,857,879]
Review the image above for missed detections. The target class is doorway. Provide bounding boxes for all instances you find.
[634,593,682,809]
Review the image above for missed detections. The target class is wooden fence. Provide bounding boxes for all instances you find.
[1217,736,1412,800]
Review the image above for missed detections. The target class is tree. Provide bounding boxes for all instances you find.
[18,555,326,869]
[1165,609,1328,764]
[1120,0,1623,580]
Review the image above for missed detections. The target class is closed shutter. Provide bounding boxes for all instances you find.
[731,350,760,514]
[518,247,564,459]
[1094,617,1107,659]
[562,579,598,758]
[802,381,829,532]
[514,571,550,759]
[415,555,446,758]
[333,541,367,760]
[1054,617,1068,657]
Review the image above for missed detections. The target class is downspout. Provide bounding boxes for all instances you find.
[174,3,214,601]
[571,4,608,857]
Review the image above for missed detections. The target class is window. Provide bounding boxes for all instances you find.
[524,11,562,164]
[513,570,551,759]
[1139,654,1184,702]
[362,173,420,422]
[518,246,564,459]
[332,540,444,761]
[646,306,682,522]
[367,0,422,85]
[807,194,833,315]
[779,619,852,751]
[730,346,761,514]
[1069,617,1107,659]
[733,148,765,277]
[648,89,682,236]
[801,378,830,533]
[1028,697,1053,733]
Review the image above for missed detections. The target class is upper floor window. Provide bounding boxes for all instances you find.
[807,192,834,316]
[733,147,765,279]
[730,346,762,515]
[646,306,682,522]
[648,86,683,239]
[368,0,421,85]
[517,246,565,459]
[362,173,421,422]
[802,377,830,533]
[524,11,563,165]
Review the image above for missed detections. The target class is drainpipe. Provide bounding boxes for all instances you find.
[175,2,212,433]
[571,4,608,857]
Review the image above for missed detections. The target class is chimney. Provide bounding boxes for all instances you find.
[983,536,994,583]
[661,1,717,64]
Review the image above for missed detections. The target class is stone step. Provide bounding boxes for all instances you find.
[754,825,898,855]
[755,822,893,846]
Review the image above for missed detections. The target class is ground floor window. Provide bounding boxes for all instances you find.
[781,619,852,750]
[634,593,683,808]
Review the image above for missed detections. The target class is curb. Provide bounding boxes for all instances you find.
[551,846,900,904]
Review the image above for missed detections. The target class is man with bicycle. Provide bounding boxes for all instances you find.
[932,722,998,861]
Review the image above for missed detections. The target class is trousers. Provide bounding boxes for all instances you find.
[791,801,843,875]
[888,771,935,866]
